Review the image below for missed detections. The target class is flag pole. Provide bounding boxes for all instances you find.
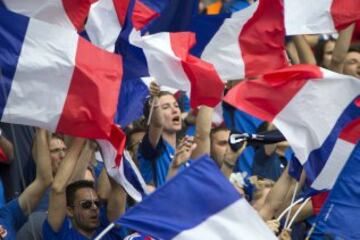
[94,222,115,240]
[276,197,304,222]
[286,197,311,230]
[147,98,156,126]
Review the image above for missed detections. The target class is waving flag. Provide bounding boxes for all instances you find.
[285,0,360,35]
[1,0,93,31]
[189,0,288,81]
[312,142,360,239]
[116,155,276,240]
[84,0,127,51]
[130,31,225,108]
[224,65,360,191]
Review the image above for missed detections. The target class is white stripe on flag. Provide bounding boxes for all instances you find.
[200,1,259,81]
[273,70,360,164]
[311,139,355,190]
[173,198,276,240]
[85,0,122,51]
[130,30,191,91]
[1,19,77,131]
[3,0,74,30]
[284,0,335,35]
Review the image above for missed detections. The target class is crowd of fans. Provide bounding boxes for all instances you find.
[0,0,359,239]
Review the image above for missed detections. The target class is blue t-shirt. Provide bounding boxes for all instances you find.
[0,199,27,240]
[138,134,189,187]
[42,209,125,240]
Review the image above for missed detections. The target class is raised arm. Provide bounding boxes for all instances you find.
[106,177,127,222]
[69,141,94,182]
[258,166,297,220]
[329,24,355,72]
[147,82,164,148]
[191,106,213,159]
[18,129,53,216]
[47,137,85,232]
[292,35,317,65]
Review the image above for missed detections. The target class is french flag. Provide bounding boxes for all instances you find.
[130,31,225,108]
[285,0,360,35]
[313,142,360,239]
[115,155,276,240]
[310,119,360,191]
[1,0,93,31]
[84,0,128,51]
[0,7,122,140]
[189,0,288,81]
[224,65,360,191]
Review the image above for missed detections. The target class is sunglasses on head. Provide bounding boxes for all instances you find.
[79,199,101,210]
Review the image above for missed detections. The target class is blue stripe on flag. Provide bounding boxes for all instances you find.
[115,0,150,127]
[188,14,229,57]
[138,0,166,14]
[117,155,241,239]
[304,96,360,185]
[144,0,198,34]
[312,143,360,239]
[123,154,146,196]
[0,8,29,118]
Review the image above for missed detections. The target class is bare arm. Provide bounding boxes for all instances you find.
[47,137,85,232]
[69,141,94,182]
[148,82,164,148]
[97,167,111,201]
[106,177,127,222]
[329,24,355,72]
[18,129,53,216]
[259,166,297,220]
[292,35,317,64]
[191,106,213,159]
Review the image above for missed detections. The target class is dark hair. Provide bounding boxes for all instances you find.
[210,126,229,137]
[66,180,95,207]
[348,44,360,54]
[143,91,174,120]
[51,133,64,141]
[314,38,336,66]
[126,127,146,148]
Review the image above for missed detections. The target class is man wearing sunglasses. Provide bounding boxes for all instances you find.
[43,139,126,239]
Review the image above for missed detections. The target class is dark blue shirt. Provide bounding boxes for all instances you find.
[42,209,125,240]
[0,199,27,240]
[138,134,189,187]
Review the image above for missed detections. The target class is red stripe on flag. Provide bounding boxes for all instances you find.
[131,0,159,30]
[62,0,92,31]
[113,0,130,26]
[331,0,360,30]
[110,124,126,167]
[169,32,225,108]
[339,117,360,144]
[224,64,323,121]
[239,0,288,78]
[57,37,123,139]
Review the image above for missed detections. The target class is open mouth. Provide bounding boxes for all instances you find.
[172,116,181,124]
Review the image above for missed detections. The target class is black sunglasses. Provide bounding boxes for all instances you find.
[79,200,101,210]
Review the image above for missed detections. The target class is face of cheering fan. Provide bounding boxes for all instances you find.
[158,94,182,133]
